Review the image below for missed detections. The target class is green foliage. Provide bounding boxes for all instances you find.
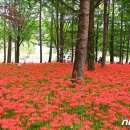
[67,106,88,117]
[60,124,82,130]
[0,0,130,62]
[2,109,16,118]
[27,122,50,130]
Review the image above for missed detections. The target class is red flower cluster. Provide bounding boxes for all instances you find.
[0,63,130,130]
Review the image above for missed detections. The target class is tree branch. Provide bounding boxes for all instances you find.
[58,0,78,13]
[94,0,103,9]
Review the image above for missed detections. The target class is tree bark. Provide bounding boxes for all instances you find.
[7,0,12,63]
[87,0,95,70]
[119,4,123,64]
[72,0,90,81]
[7,35,12,63]
[71,14,74,62]
[59,13,64,63]
[14,26,20,63]
[122,23,126,64]
[110,0,114,64]
[101,0,109,67]
[56,4,60,62]
[16,35,20,63]
[71,0,75,63]
[39,0,42,63]
[3,0,6,63]
[126,28,130,64]
[14,26,17,63]
[49,12,54,63]
[95,19,99,63]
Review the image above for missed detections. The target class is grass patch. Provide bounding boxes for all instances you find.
[60,124,82,130]
[2,109,16,118]
[99,104,110,112]
[27,122,50,130]
[84,77,93,85]
[67,106,87,117]
[93,119,104,130]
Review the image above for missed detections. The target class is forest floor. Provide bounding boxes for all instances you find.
[0,63,130,130]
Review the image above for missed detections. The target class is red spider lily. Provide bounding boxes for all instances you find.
[0,63,129,129]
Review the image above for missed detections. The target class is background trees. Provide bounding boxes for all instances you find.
[0,0,130,79]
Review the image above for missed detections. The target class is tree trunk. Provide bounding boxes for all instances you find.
[16,35,20,63]
[49,12,54,63]
[119,4,123,64]
[71,0,74,63]
[126,28,130,64]
[101,0,109,67]
[56,3,59,62]
[122,23,126,64]
[39,0,42,63]
[110,0,114,64]
[71,14,74,62]
[59,13,64,63]
[72,0,90,81]
[7,35,12,63]
[3,2,6,63]
[15,27,17,63]
[87,0,95,70]
[95,19,99,63]
[14,26,20,63]
[7,0,12,63]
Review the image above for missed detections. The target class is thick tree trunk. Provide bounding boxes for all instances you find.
[72,0,90,81]
[101,0,109,67]
[95,20,99,63]
[59,13,64,63]
[110,0,114,64]
[39,0,42,63]
[87,0,95,70]
[49,12,54,63]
